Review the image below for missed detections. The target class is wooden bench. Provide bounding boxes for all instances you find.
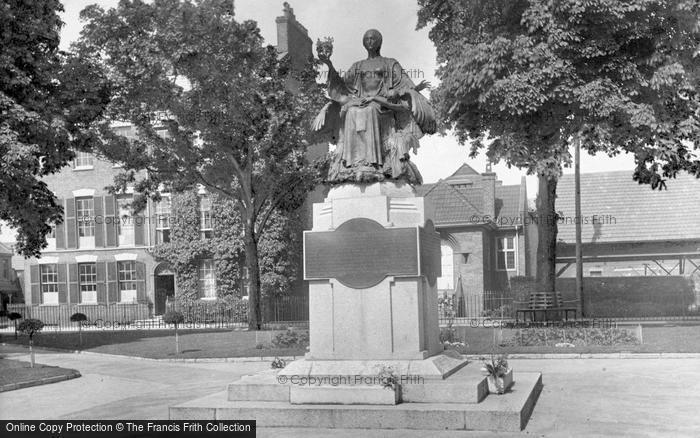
[515,292,578,322]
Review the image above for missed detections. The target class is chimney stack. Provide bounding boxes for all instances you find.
[481,169,496,219]
[276,2,312,71]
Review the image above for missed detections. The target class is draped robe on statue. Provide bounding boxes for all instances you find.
[336,57,404,168]
[313,53,436,184]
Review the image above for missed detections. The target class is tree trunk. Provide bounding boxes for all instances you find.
[175,327,179,354]
[29,338,35,368]
[535,173,558,293]
[244,220,262,331]
[78,324,83,348]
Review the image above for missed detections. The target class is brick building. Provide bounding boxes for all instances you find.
[417,164,531,305]
[16,4,314,318]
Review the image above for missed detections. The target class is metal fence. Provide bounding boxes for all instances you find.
[2,303,151,329]
[438,289,700,325]
[165,295,309,327]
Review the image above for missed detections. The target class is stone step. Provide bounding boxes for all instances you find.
[401,364,488,404]
[228,364,488,404]
[290,385,398,405]
[172,372,543,432]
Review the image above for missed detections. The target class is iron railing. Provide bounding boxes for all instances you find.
[438,289,700,325]
[164,295,309,327]
[2,303,151,329]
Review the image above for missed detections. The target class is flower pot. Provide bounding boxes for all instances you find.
[486,368,513,394]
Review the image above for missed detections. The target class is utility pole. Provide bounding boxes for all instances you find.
[575,136,584,317]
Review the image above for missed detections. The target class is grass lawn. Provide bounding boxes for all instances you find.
[0,358,80,391]
[454,324,700,354]
[2,324,698,359]
[0,329,307,359]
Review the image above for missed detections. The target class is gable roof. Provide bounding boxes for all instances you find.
[556,171,700,243]
[449,163,481,179]
[495,184,522,224]
[423,181,483,225]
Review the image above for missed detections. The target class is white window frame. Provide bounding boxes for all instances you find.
[200,195,212,239]
[76,197,95,250]
[79,263,98,304]
[241,266,250,300]
[437,243,454,291]
[496,236,516,271]
[155,196,171,244]
[73,151,94,170]
[198,259,216,300]
[117,196,135,246]
[40,264,59,305]
[118,261,138,303]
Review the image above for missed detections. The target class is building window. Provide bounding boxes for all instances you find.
[496,237,516,270]
[118,261,137,303]
[437,243,454,291]
[79,263,97,304]
[0,259,8,280]
[200,196,212,239]
[117,197,134,246]
[241,267,249,299]
[76,197,95,237]
[198,259,216,299]
[73,151,94,169]
[40,264,59,305]
[155,196,171,244]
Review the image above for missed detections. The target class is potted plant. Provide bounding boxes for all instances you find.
[480,354,513,394]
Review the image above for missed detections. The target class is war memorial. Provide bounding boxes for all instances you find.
[170,29,543,432]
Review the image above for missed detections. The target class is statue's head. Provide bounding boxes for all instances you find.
[362,29,383,53]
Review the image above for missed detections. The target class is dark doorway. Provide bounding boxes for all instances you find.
[155,274,175,315]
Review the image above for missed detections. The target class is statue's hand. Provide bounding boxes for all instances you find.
[415,80,432,92]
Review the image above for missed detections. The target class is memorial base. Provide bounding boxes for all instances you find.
[170,363,543,432]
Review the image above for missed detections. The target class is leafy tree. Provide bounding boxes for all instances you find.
[417,0,700,292]
[0,0,110,257]
[17,318,44,368]
[75,0,325,329]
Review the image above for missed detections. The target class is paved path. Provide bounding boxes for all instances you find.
[2,348,700,437]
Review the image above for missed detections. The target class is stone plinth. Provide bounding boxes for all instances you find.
[303,182,442,361]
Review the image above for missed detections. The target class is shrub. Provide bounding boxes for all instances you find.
[512,327,639,347]
[8,312,22,339]
[272,328,309,349]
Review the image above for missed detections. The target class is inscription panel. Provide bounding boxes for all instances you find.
[304,218,419,289]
